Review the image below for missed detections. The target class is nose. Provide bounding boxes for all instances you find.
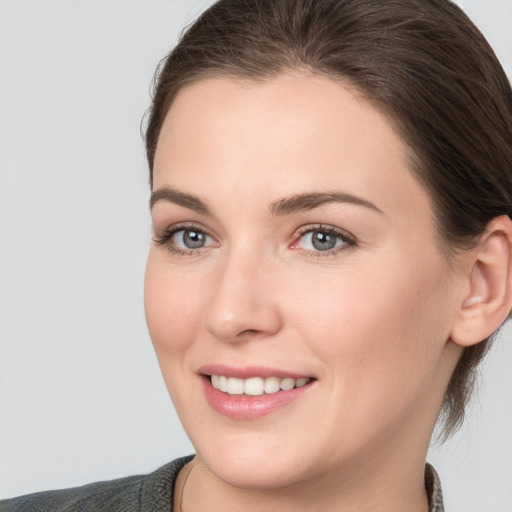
[203,249,283,343]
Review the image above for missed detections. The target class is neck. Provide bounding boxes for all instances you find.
[176,451,430,512]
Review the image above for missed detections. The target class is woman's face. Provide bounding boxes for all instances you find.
[145,73,463,489]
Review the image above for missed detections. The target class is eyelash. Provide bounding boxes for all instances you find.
[153,223,216,257]
[153,223,357,258]
[291,224,357,258]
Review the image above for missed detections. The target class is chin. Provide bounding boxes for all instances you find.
[199,446,311,490]
[185,422,316,490]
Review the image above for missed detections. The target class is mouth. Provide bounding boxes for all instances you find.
[198,366,316,420]
[209,375,312,395]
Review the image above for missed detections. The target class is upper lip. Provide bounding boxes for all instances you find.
[198,364,314,380]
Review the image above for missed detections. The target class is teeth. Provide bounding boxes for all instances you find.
[264,376,280,394]
[280,377,295,391]
[244,377,265,396]
[226,377,244,395]
[295,378,309,388]
[210,375,312,395]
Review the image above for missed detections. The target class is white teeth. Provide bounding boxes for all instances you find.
[264,376,280,394]
[210,375,312,395]
[295,378,309,388]
[280,377,295,391]
[226,377,244,395]
[244,377,265,396]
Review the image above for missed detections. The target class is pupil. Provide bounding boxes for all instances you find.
[183,230,205,249]
[312,231,336,251]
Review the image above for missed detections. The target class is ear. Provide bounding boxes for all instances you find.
[450,215,512,347]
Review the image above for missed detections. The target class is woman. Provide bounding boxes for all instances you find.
[2,0,511,510]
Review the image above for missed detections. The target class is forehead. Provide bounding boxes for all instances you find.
[153,72,433,226]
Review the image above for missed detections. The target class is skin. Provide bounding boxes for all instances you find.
[144,72,485,512]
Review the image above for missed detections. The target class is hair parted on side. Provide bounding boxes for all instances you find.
[144,0,512,439]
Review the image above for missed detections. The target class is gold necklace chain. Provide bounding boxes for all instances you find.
[178,460,195,512]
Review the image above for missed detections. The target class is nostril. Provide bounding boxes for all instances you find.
[237,328,262,337]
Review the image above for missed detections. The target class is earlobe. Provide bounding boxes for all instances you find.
[451,215,512,347]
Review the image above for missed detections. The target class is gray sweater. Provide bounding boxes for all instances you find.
[0,457,444,511]
[0,456,193,512]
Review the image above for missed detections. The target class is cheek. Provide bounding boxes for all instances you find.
[144,252,204,359]
[287,253,453,412]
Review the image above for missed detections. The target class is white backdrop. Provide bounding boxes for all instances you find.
[0,1,511,510]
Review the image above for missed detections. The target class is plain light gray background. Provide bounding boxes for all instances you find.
[0,1,511,510]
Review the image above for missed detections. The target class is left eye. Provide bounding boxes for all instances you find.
[294,227,353,252]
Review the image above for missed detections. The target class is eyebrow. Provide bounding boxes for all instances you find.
[150,187,383,216]
[150,186,211,214]
[270,192,384,216]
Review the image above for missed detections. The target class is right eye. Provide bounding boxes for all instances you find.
[153,225,217,255]
[172,228,212,249]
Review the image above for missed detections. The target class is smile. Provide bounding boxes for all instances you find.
[210,375,312,395]
[200,368,316,420]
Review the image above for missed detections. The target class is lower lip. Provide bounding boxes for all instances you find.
[201,376,315,420]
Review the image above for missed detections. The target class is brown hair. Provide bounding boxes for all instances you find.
[144,0,512,438]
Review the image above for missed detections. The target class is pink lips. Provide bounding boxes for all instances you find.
[198,364,311,380]
[198,365,315,420]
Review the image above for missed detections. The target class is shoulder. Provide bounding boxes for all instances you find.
[1,473,146,512]
[425,463,445,512]
[0,455,194,512]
